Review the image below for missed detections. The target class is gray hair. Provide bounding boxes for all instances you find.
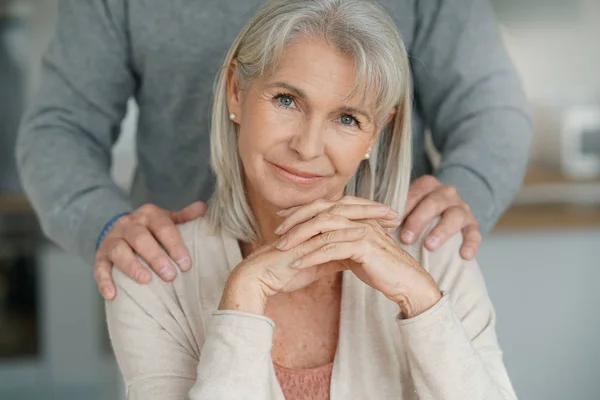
[207,0,413,242]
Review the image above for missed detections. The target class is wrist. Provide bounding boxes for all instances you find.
[96,212,130,249]
[393,282,442,319]
[218,274,268,315]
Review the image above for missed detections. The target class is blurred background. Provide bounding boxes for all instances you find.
[0,0,599,399]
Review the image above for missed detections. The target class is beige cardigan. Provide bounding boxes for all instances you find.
[106,217,517,399]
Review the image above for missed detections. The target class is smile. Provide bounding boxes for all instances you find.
[269,162,326,185]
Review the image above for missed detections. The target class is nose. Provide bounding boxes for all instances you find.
[288,119,325,161]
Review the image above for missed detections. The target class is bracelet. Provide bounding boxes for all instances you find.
[96,212,131,250]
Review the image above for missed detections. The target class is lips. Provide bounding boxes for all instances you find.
[270,162,325,178]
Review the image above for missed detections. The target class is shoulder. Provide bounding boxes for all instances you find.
[109,216,228,320]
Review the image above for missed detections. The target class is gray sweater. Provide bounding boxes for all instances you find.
[16,0,532,265]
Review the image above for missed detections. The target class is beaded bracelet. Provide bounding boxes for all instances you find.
[96,212,131,250]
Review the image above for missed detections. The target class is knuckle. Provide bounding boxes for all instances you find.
[108,240,127,260]
[138,203,157,214]
[421,175,440,188]
[441,184,458,197]
[320,231,335,245]
[321,242,336,254]
[316,212,333,221]
[329,203,345,215]
[155,224,174,238]
[130,233,147,249]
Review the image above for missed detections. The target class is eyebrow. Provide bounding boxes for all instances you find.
[265,81,372,124]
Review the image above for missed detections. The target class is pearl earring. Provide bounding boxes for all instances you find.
[229,113,236,120]
[364,152,370,160]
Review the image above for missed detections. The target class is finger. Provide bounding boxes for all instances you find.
[277,195,384,217]
[147,214,192,271]
[276,203,396,235]
[400,185,461,244]
[291,241,360,269]
[123,225,177,281]
[172,201,207,224]
[400,175,441,222]
[424,206,467,251]
[107,239,153,283]
[94,260,116,300]
[459,223,482,260]
[291,227,368,260]
[277,213,364,250]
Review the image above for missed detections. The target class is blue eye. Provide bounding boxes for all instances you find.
[340,114,360,128]
[276,93,294,108]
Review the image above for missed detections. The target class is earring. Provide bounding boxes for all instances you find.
[229,113,236,121]
[364,152,370,160]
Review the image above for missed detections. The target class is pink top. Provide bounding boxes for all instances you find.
[274,362,334,400]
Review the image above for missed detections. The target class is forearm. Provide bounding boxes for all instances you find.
[413,0,532,234]
[15,0,135,264]
[191,311,281,399]
[16,122,132,264]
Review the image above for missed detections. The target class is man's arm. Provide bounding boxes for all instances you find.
[16,0,134,264]
[411,0,532,234]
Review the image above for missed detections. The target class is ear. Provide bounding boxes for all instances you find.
[226,59,243,120]
[384,107,397,126]
[369,107,398,149]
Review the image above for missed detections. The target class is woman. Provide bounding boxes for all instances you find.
[106,0,516,399]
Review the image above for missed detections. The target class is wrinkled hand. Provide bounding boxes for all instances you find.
[219,223,368,315]
[399,175,481,260]
[275,199,442,318]
[94,202,207,300]
[220,197,402,314]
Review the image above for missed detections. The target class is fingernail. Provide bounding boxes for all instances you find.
[276,238,287,249]
[135,269,150,282]
[102,287,115,299]
[378,205,390,213]
[276,210,286,215]
[426,235,440,248]
[274,224,284,235]
[388,210,399,219]
[161,265,175,280]
[401,229,414,243]
[178,258,191,271]
[463,247,474,259]
[291,259,301,268]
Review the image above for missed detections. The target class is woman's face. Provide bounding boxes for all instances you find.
[227,38,395,210]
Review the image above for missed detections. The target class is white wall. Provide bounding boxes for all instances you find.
[479,228,600,400]
[496,0,600,105]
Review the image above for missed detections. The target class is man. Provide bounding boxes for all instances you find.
[16,0,531,300]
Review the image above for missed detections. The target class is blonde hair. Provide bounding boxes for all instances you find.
[207,0,413,242]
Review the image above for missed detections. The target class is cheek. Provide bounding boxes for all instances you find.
[237,106,290,167]
[327,137,370,175]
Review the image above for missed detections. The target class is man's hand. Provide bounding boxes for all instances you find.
[399,175,481,260]
[94,201,207,300]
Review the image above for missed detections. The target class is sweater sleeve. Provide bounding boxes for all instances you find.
[106,263,283,399]
[189,311,284,400]
[411,0,532,234]
[396,232,517,399]
[16,0,134,265]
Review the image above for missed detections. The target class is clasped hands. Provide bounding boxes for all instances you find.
[219,196,443,319]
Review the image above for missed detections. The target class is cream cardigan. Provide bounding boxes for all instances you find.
[106,217,517,399]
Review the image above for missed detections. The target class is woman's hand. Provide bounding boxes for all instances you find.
[219,226,369,315]
[94,202,206,300]
[276,198,442,318]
